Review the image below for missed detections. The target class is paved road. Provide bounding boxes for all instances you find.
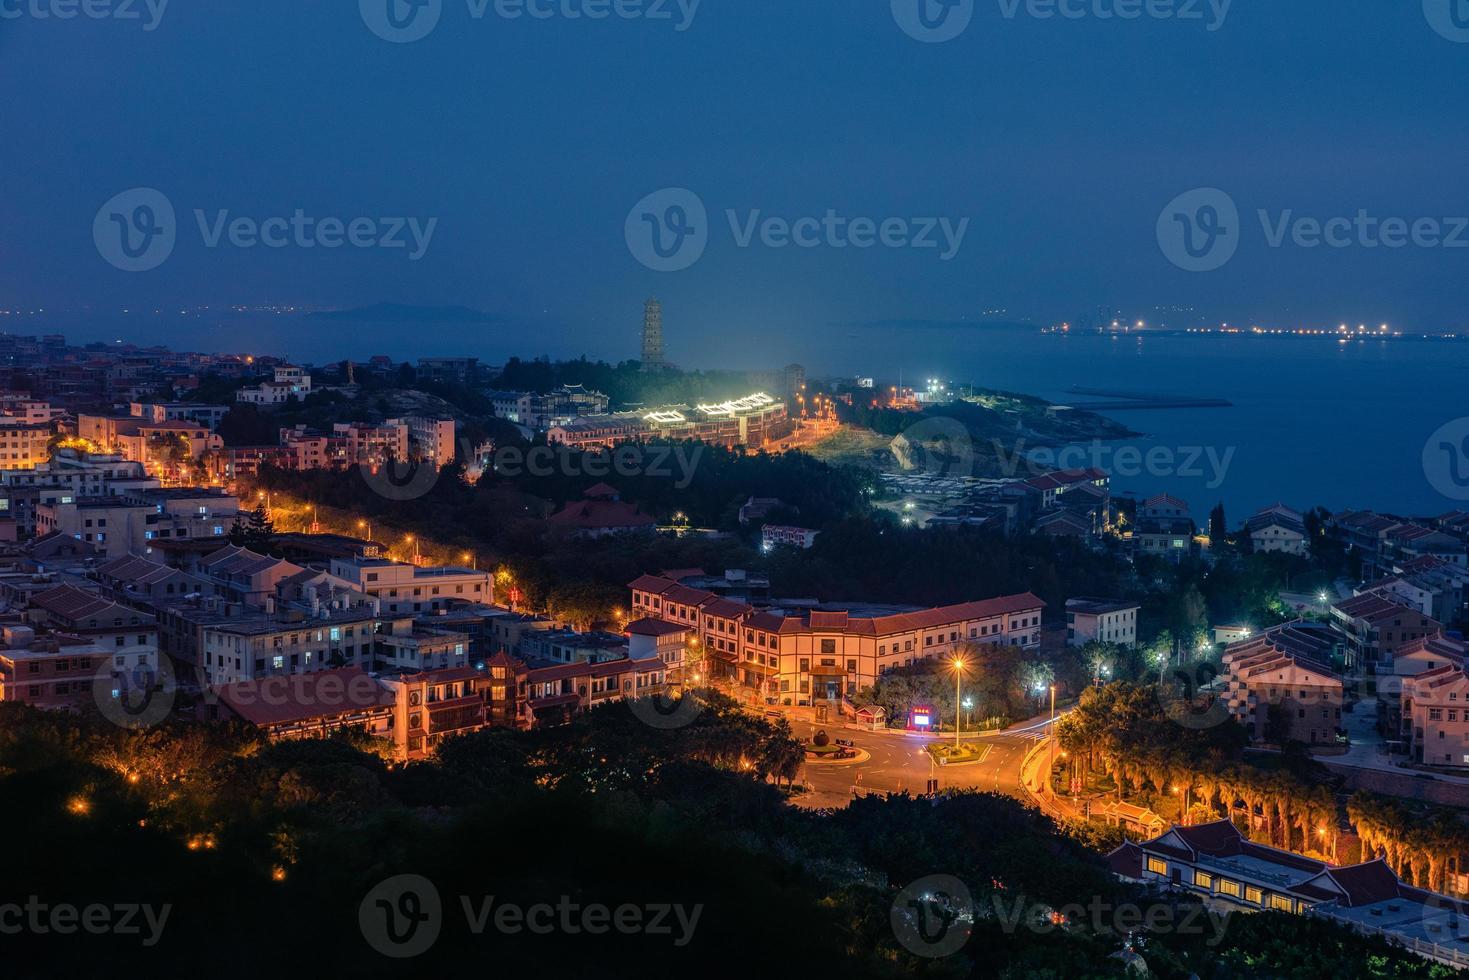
[789,716,1057,809]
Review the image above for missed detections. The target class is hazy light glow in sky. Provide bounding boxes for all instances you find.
[2,0,1466,365]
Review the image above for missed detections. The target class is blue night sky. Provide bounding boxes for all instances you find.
[2,1,1466,365]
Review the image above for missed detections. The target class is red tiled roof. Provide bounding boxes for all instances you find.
[625,617,689,637]
[1107,841,1144,879]
[212,668,395,726]
[1324,859,1404,907]
[547,498,655,530]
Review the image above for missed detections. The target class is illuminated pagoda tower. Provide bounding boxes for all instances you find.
[641,297,665,370]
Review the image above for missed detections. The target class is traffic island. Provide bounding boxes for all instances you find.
[926,742,991,767]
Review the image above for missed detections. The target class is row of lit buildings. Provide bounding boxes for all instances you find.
[547,393,790,451]
[627,573,1044,701]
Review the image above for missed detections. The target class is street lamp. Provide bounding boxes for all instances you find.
[950,657,967,750]
[962,696,973,730]
[358,519,371,541]
[1172,784,1192,823]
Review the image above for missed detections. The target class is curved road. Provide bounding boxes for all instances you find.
[789,714,1059,809]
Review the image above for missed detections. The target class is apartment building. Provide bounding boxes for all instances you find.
[236,365,312,405]
[1403,659,1469,768]
[1133,493,1195,562]
[629,574,1044,701]
[334,421,409,464]
[389,416,457,466]
[373,619,470,674]
[25,584,158,682]
[1380,635,1466,743]
[196,545,307,607]
[198,605,382,685]
[625,618,694,683]
[328,558,492,615]
[1065,597,1139,648]
[1247,504,1310,556]
[0,419,55,469]
[0,625,114,709]
[1331,590,1442,669]
[1222,620,1344,744]
[761,525,820,551]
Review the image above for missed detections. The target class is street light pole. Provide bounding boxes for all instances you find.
[954,660,963,750]
[1048,684,1058,773]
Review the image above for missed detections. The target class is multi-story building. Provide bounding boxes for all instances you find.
[1247,503,1310,556]
[32,486,237,558]
[78,414,222,471]
[373,619,470,674]
[0,625,115,710]
[548,393,789,451]
[128,402,229,430]
[1380,634,1466,743]
[416,357,480,384]
[629,574,1044,701]
[388,416,456,466]
[1133,493,1195,562]
[1109,821,1469,970]
[1065,597,1139,648]
[328,558,493,615]
[1222,620,1344,744]
[625,618,694,683]
[0,419,55,469]
[197,604,382,686]
[1330,590,1442,669]
[1402,658,1469,768]
[519,627,628,665]
[196,545,308,608]
[761,525,819,551]
[236,365,312,405]
[25,585,159,685]
[333,421,409,465]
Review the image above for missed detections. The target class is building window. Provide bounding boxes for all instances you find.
[1193,870,1213,889]
[1218,879,1241,899]
[1145,857,1167,876]
[1268,894,1293,913]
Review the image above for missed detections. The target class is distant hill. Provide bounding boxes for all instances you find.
[307,303,497,324]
